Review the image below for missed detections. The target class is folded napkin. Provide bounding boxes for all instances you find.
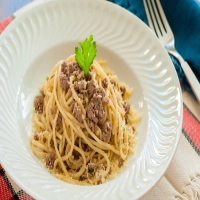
[109,0,200,98]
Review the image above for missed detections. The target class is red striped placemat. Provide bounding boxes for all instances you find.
[183,104,200,155]
[0,17,13,34]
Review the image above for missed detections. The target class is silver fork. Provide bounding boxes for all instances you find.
[143,0,200,103]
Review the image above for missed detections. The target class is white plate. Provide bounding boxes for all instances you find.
[0,0,182,199]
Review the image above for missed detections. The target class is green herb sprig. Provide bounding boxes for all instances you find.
[88,168,94,174]
[75,35,97,79]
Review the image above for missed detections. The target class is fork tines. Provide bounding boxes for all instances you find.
[143,0,171,38]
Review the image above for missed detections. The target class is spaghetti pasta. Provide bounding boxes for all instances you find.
[31,55,141,185]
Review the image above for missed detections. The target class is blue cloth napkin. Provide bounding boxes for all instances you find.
[109,0,200,96]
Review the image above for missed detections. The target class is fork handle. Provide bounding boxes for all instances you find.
[181,61,200,103]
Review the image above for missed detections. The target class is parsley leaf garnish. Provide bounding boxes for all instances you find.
[75,35,97,79]
[46,76,49,81]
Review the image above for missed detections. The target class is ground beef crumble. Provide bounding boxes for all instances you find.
[88,79,96,98]
[102,78,108,88]
[59,73,70,90]
[34,95,44,114]
[56,112,62,126]
[123,101,130,121]
[46,152,55,170]
[71,102,83,123]
[120,85,126,96]
[102,121,111,142]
